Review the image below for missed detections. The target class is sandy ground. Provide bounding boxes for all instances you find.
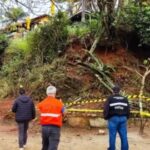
[0,122,150,150]
[0,100,150,150]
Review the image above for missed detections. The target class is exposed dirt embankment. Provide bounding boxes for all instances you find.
[65,43,142,97]
[0,45,149,149]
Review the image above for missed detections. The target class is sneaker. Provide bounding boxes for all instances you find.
[19,148,24,150]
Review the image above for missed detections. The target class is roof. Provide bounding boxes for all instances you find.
[70,10,90,22]
[31,14,49,22]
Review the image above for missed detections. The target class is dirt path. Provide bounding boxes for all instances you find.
[0,100,150,150]
[0,122,150,150]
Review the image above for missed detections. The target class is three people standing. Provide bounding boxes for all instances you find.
[12,85,130,150]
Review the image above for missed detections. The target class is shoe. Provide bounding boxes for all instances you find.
[19,148,24,150]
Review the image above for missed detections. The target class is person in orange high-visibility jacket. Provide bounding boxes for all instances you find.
[38,85,66,150]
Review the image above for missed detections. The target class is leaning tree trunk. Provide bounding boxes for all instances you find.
[78,51,115,93]
[89,36,100,54]
[139,70,150,134]
[81,0,86,22]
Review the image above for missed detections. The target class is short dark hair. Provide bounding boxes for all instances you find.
[112,85,120,93]
[19,88,25,95]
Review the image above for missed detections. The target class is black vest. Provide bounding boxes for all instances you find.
[108,94,129,118]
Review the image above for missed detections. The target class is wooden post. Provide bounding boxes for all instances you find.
[81,0,86,22]
[51,0,55,16]
[26,16,31,30]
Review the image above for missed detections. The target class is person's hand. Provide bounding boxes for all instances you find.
[32,117,37,122]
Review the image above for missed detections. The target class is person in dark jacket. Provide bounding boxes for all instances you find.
[103,85,130,150]
[12,88,36,150]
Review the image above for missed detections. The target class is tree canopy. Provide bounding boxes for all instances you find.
[5,7,26,22]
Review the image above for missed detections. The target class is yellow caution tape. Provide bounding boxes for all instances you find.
[146,98,150,101]
[65,98,107,106]
[65,95,150,107]
[131,111,150,117]
[127,95,132,99]
[140,111,150,117]
[133,95,138,98]
[64,94,150,117]
[130,110,139,114]
[67,109,150,117]
[50,0,55,16]
[67,108,103,113]
[127,95,150,100]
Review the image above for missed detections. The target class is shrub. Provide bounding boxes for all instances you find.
[0,35,32,97]
[7,37,31,55]
[67,13,99,38]
[67,23,91,38]
[117,2,150,46]
[28,11,69,64]
[0,34,8,55]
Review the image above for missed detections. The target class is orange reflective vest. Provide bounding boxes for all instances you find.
[38,96,63,127]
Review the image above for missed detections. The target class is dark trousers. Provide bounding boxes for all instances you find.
[41,125,60,150]
[17,121,29,148]
[108,116,129,150]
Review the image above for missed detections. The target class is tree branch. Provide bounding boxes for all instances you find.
[121,66,143,78]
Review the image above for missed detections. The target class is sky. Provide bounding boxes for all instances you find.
[0,0,68,18]
[0,0,68,29]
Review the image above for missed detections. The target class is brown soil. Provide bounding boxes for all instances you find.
[0,100,150,150]
[65,43,141,98]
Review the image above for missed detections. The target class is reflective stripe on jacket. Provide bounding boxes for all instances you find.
[38,96,63,127]
[103,94,130,120]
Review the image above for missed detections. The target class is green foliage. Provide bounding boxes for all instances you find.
[0,58,28,98]
[0,33,8,55]
[28,11,68,64]
[30,58,67,100]
[6,23,18,32]
[0,36,31,97]
[117,2,150,46]
[1,36,31,77]
[7,37,31,55]
[143,59,148,65]
[5,7,26,22]
[0,56,68,99]
[135,5,150,46]
[79,52,115,93]
[88,13,101,35]
[67,13,99,38]
[143,58,150,66]
[0,78,13,98]
[67,23,90,38]
[0,12,69,98]
[88,19,99,35]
